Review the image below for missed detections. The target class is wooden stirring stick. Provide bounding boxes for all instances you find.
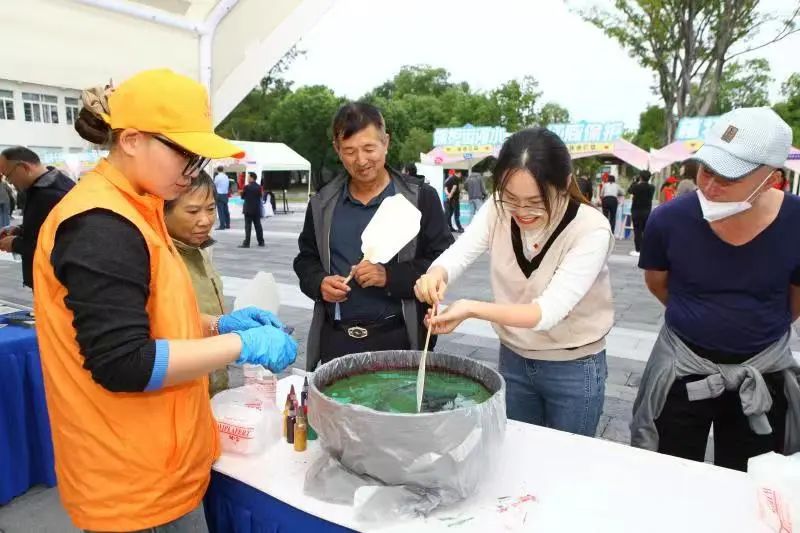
[416,305,437,413]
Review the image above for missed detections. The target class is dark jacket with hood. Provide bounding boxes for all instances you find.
[12,167,74,289]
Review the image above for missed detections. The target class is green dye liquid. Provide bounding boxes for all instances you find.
[323,369,491,413]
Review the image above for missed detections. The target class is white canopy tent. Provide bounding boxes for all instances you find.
[1,0,334,126]
[227,141,311,173]
[216,140,311,198]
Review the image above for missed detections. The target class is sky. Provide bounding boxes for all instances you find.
[283,0,800,131]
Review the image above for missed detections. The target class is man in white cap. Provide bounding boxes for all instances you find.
[631,107,800,471]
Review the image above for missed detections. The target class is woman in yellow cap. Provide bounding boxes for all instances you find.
[32,69,297,532]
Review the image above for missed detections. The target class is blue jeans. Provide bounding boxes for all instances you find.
[215,193,230,229]
[499,344,607,437]
[469,198,483,217]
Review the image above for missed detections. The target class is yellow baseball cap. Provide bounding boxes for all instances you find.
[106,69,244,159]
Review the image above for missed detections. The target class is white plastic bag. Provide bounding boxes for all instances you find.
[211,385,279,455]
[748,451,800,532]
[233,271,280,315]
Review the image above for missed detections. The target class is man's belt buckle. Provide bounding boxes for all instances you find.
[347,326,368,339]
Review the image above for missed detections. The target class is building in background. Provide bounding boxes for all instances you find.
[0,79,89,161]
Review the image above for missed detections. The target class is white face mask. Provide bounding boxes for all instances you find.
[697,171,774,223]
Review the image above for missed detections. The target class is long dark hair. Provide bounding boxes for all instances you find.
[493,127,587,219]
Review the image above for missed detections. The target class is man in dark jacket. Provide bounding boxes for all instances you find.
[294,102,454,370]
[239,173,264,248]
[0,146,74,290]
[444,170,464,232]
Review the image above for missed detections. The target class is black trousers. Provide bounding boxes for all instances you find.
[319,319,410,365]
[445,200,462,230]
[601,196,618,233]
[243,214,264,246]
[631,209,650,252]
[655,373,788,471]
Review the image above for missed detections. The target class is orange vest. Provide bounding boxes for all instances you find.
[33,159,219,531]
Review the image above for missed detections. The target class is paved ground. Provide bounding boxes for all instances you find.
[0,202,784,531]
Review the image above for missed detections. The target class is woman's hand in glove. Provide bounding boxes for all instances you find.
[219,307,283,334]
[234,325,297,373]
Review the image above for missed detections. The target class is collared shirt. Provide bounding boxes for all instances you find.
[213,173,230,195]
[328,179,402,322]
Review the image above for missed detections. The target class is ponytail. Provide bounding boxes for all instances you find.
[74,84,114,146]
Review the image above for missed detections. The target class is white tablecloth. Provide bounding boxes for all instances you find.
[212,375,766,533]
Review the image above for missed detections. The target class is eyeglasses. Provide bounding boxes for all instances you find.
[499,199,547,216]
[152,135,210,177]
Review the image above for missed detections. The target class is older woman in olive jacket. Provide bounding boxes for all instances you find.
[164,171,228,394]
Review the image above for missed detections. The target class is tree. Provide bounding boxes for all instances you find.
[259,45,305,93]
[580,1,800,142]
[633,105,667,151]
[396,127,433,166]
[712,58,773,114]
[366,65,455,100]
[219,63,575,181]
[774,72,800,147]
[783,73,800,100]
[573,158,604,180]
[537,102,570,127]
[267,86,343,179]
[216,46,303,140]
[490,76,542,131]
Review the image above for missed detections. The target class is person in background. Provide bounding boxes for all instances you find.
[416,128,614,437]
[213,165,231,230]
[0,147,74,290]
[576,174,593,203]
[0,175,12,228]
[633,107,800,472]
[773,168,790,192]
[6,176,16,215]
[676,175,697,197]
[445,170,464,233]
[402,162,420,178]
[239,172,265,248]
[294,102,453,369]
[627,170,656,257]
[263,189,275,218]
[660,176,679,203]
[164,170,229,396]
[32,69,297,532]
[600,174,620,233]
[465,171,487,217]
[265,188,277,214]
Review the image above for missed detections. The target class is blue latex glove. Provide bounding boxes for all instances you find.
[234,324,297,373]
[218,307,284,334]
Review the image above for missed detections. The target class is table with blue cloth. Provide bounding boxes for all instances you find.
[0,322,56,505]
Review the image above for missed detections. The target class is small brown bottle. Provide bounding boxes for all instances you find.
[294,408,307,452]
